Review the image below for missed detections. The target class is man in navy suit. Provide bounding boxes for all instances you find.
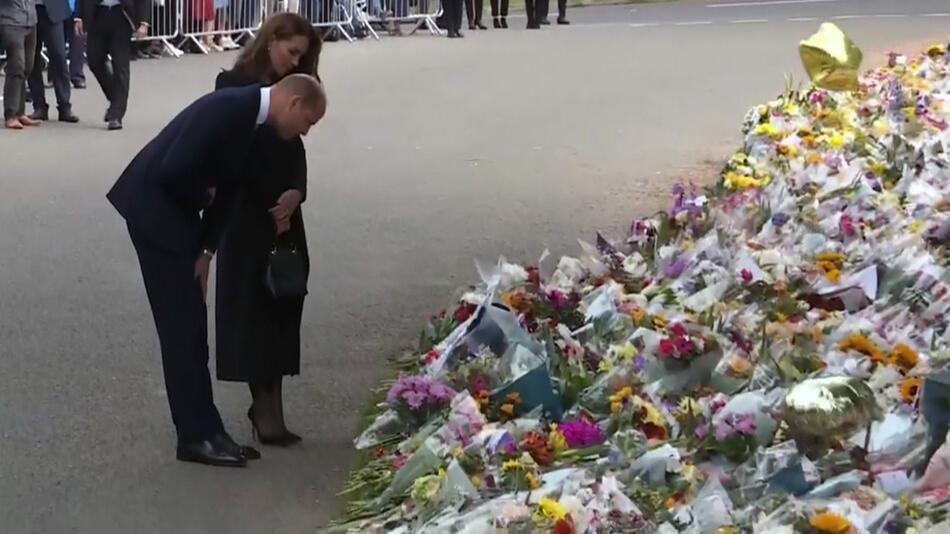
[108,74,326,467]
[28,0,79,122]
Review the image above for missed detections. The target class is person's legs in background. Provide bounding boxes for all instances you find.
[464,0,484,30]
[66,11,86,87]
[490,0,507,28]
[1,25,41,129]
[556,0,568,24]
[28,5,77,122]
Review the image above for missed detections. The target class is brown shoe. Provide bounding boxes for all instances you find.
[19,115,42,127]
[5,117,24,129]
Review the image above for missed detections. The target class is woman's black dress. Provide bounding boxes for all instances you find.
[211,68,310,383]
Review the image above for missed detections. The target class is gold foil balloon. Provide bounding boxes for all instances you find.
[799,22,864,91]
[783,376,882,456]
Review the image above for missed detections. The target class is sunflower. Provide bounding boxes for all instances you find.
[901,377,922,403]
[888,344,919,372]
[838,334,884,363]
[810,512,853,534]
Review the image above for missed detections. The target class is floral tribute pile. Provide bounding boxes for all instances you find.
[329,40,950,533]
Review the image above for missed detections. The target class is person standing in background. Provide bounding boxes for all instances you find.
[28,0,79,122]
[443,0,462,38]
[536,0,567,26]
[66,0,86,88]
[464,0,484,31]
[524,0,538,29]
[1,0,42,129]
[75,0,149,131]
[489,0,506,28]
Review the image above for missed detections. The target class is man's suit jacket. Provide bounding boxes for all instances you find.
[76,0,149,29]
[107,85,262,255]
[40,0,71,24]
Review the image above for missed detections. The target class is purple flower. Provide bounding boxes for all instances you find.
[714,421,735,441]
[663,259,688,279]
[732,413,757,436]
[403,390,425,410]
[771,213,789,228]
[558,418,605,449]
[547,289,569,310]
[634,354,645,372]
[694,423,709,440]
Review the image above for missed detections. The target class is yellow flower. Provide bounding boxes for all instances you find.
[810,512,853,534]
[754,123,782,139]
[805,152,824,166]
[502,459,522,472]
[828,133,846,149]
[630,308,646,324]
[610,401,623,415]
[777,144,800,158]
[869,161,887,175]
[901,377,922,403]
[614,343,636,363]
[677,397,702,418]
[839,334,884,363]
[826,268,842,284]
[548,424,568,453]
[470,475,481,487]
[774,312,788,323]
[889,343,919,372]
[535,498,568,521]
[909,220,923,235]
[653,315,667,329]
[927,44,947,57]
[723,171,771,190]
[525,472,541,490]
[816,251,846,263]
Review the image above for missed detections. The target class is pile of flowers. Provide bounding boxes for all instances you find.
[330,40,950,533]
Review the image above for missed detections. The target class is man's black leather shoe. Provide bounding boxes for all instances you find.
[212,433,261,460]
[177,440,247,467]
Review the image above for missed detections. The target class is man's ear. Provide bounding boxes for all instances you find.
[287,94,302,112]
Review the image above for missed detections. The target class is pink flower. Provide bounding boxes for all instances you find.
[558,418,605,449]
[659,339,675,358]
[840,215,856,238]
[740,269,753,284]
[733,413,757,436]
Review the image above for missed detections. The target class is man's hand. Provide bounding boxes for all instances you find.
[135,23,148,39]
[269,189,303,224]
[74,19,84,36]
[194,253,212,301]
[275,218,291,235]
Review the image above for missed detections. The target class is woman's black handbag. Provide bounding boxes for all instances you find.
[264,236,308,299]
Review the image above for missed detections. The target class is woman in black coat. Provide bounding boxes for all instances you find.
[208,12,322,446]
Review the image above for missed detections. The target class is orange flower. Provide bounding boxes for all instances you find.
[810,512,853,534]
[888,344,919,372]
[552,517,576,534]
[500,403,516,418]
[630,308,646,325]
[502,290,533,315]
[901,377,922,403]
[839,334,884,363]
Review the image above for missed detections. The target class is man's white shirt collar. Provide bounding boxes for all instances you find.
[256,87,271,126]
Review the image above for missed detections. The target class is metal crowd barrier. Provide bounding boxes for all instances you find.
[298,0,358,42]
[132,0,186,57]
[179,0,265,53]
[356,0,442,37]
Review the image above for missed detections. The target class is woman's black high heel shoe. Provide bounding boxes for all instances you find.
[248,407,294,446]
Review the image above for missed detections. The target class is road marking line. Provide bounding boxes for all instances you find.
[873,13,906,18]
[922,13,950,17]
[708,0,836,8]
[731,18,768,23]
[629,22,659,27]
[787,16,817,21]
[675,20,713,25]
[831,14,865,20]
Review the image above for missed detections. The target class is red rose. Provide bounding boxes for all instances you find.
[454,303,476,323]
[659,339,675,358]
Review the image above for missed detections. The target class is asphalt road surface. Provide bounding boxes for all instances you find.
[1,0,948,532]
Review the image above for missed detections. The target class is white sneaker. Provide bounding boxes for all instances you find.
[220,36,240,50]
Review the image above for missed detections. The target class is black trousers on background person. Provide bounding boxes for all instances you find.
[28,5,73,117]
[524,0,538,28]
[490,0,507,19]
[537,0,566,22]
[67,13,86,86]
[87,5,132,121]
[128,226,227,446]
[464,0,482,28]
[443,0,463,37]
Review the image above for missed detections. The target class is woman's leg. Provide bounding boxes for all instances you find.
[274,377,302,442]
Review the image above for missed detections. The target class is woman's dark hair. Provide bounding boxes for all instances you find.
[233,13,322,82]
